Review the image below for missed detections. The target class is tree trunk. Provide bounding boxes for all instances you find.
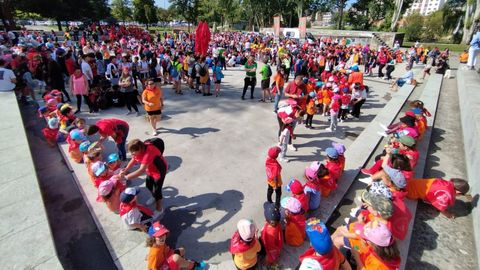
[289,11,293,27]
[57,19,63,31]
[1,0,16,31]
[338,4,344,29]
[462,0,476,44]
[390,0,404,31]
[297,1,304,23]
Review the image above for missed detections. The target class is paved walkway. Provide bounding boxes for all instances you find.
[56,64,409,269]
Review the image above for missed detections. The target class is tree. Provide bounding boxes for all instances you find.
[157,7,174,26]
[133,0,157,28]
[424,11,444,40]
[403,12,424,41]
[462,0,480,44]
[89,0,110,22]
[1,0,18,30]
[170,0,200,30]
[112,0,132,23]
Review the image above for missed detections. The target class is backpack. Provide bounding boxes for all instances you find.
[198,63,207,77]
[145,137,165,154]
[266,65,272,77]
[170,61,179,78]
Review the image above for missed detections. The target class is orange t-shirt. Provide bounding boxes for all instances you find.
[460,52,469,63]
[233,240,261,269]
[348,71,364,86]
[274,73,285,89]
[406,178,435,200]
[142,87,163,112]
[147,245,172,270]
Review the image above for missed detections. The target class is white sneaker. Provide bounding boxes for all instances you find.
[350,207,360,217]
[377,131,388,137]
[359,177,373,185]
[278,157,289,163]
[288,144,297,151]
[326,127,333,132]
[379,123,388,131]
[151,130,159,136]
[126,111,133,115]
[344,217,350,224]
[146,197,156,205]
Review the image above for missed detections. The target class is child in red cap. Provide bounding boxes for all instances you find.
[286,179,310,212]
[265,146,282,208]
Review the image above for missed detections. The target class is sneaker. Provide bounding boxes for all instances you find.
[151,131,159,136]
[193,261,206,270]
[326,127,333,132]
[344,217,350,225]
[258,99,265,102]
[359,176,373,185]
[278,157,289,163]
[379,123,388,131]
[126,111,133,115]
[377,131,388,137]
[288,144,297,151]
[146,197,156,205]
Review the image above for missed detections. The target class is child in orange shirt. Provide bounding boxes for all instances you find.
[230,219,262,270]
[97,176,126,214]
[321,84,333,116]
[305,92,317,129]
[146,221,205,270]
[282,197,306,247]
[260,205,283,267]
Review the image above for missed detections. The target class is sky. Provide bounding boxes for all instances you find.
[155,0,170,8]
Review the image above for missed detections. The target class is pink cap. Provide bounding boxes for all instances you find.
[237,219,256,241]
[363,222,392,247]
[281,197,302,214]
[305,161,321,181]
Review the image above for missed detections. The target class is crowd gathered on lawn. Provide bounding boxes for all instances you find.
[0,23,471,270]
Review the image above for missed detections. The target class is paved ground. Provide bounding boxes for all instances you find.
[49,63,411,269]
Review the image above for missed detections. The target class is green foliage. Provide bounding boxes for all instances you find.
[133,0,158,25]
[346,0,394,30]
[111,0,132,22]
[170,0,200,24]
[424,11,444,41]
[403,12,424,41]
[157,7,176,24]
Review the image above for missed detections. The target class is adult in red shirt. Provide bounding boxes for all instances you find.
[121,139,168,214]
[280,75,306,150]
[87,118,130,160]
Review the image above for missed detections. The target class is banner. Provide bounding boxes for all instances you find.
[274,16,280,37]
[299,17,307,39]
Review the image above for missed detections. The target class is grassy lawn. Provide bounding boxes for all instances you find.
[402,41,468,52]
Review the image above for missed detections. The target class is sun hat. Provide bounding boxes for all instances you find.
[361,191,393,219]
[107,153,120,164]
[396,127,418,139]
[148,221,170,238]
[305,161,321,181]
[368,181,393,200]
[325,147,339,159]
[299,258,323,270]
[91,161,106,177]
[96,179,116,202]
[309,91,316,98]
[331,142,346,155]
[79,141,91,153]
[120,187,140,203]
[70,129,86,141]
[281,197,302,214]
[383,164,406,189]
[268,146,281,159]
[48,117,59,129]
[398,135,416,147]
[264,204,281,222]
[305,218,333,255]
[237,219,256,242]
[286,179,304,194]
[363,221,393,247]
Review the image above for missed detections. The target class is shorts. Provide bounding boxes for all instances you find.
[261,79,270,89]
[215,80,221,84]
[147,110,162,116]
[145,156,167,200]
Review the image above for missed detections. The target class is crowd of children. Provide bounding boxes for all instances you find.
[229,96,471,269]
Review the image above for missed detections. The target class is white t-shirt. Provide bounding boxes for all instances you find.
[0,67,16,91]
[81,61,93,81]
[121,208,142,229]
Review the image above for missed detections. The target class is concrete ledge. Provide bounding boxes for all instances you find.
[320,84,416,221]
[399,74,443,269]
[457,70,480,266]
[0,92,62,269]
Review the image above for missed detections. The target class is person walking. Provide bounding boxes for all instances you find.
[119,67,140,116]
[467,30,480,70]
[142,79,164,136]
[242,56,257,100]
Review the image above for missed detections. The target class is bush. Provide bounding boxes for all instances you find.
[423,11,444,41]
[403,12,424,41]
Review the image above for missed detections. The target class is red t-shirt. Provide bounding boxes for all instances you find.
[133,145,168,180]
[284,81,306,103]
[426,179,456,211]
[95,118,129,144]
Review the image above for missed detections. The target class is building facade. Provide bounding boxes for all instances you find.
[405,0,446,16]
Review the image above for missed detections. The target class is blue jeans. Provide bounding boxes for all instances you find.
[117,126,129,160]
[273,87,283,112]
